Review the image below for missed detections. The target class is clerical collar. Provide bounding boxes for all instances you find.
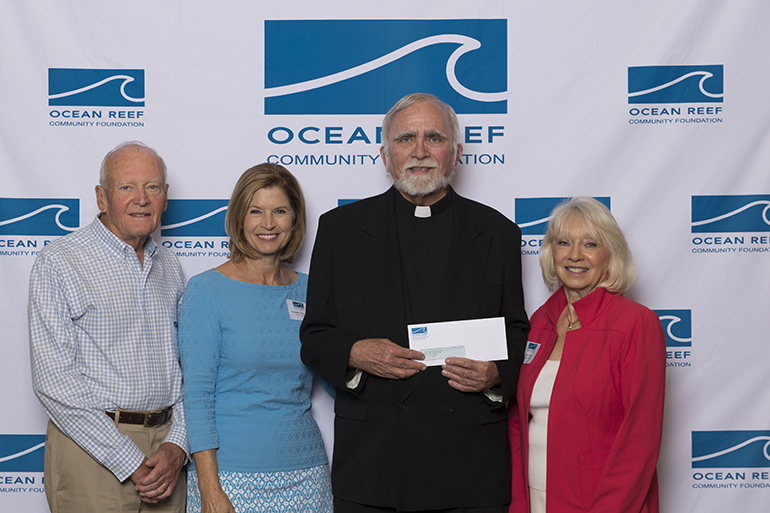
[393,186,453,218]
[414,206,431,218]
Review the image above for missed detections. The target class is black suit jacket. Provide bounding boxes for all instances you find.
[301,187,529,511]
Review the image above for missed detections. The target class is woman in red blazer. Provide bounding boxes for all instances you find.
[508,197,666,513]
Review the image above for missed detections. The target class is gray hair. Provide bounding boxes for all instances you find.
[381,93,461,160]
[99,141,167,188]
[539,197,636,294]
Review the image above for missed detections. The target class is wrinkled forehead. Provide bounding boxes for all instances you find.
[390,101,452,136]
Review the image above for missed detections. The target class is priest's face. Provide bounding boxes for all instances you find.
[380,100,462,206]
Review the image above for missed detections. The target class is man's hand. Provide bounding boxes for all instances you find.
[131,442,185,503]
[349,338,426,380]
[442,358,500,392]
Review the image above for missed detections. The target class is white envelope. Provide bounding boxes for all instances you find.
[407,317,508,367]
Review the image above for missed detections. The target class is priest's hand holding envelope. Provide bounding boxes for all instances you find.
[408,317,507,393]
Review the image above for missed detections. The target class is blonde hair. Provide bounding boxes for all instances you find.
[539,197,636,293]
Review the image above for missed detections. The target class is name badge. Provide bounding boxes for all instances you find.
[286,300,306,321]
[523,341,541,364]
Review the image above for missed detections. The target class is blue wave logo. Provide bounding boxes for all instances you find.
[264,19,506,115]
[654,309,692,347]
[628,65,723,104]
[515,197,611,236]
[0,198,80,236]
[692,431,770,468]
[0,435,46,472]
[411,327,427,335]
[161,200,228,237]
[691,195,770,233]
[49,69,145,107]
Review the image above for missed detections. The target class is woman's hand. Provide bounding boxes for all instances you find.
[201,487,235,513]
[193,449,235,513]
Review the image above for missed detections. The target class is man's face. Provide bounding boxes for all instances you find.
[95,147,168,249]
[380,101,462,204]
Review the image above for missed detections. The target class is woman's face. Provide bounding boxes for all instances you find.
[552,220,611,301]
[242,187,295,259]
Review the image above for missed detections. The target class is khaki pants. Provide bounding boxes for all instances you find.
[44,419,186,513]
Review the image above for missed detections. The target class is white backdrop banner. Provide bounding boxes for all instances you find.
[1,1,768,511]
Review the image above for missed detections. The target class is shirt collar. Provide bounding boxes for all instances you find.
[393,185,453,218]
[546,286,614,327]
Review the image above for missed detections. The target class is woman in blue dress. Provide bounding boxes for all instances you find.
[179,163,332,513]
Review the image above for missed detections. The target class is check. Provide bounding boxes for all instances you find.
[407,317,508,367]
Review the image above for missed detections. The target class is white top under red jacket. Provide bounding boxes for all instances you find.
[508,286,665,513]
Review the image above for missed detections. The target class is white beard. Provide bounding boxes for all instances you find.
[391,157,452,197]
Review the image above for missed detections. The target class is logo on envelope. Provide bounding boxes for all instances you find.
[410,326,428,341]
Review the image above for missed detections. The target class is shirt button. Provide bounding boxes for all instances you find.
[398,403,406,410]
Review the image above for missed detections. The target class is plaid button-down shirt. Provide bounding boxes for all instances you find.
[29,217,188,481]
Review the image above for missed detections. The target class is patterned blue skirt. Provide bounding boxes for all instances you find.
[187,464,332,513]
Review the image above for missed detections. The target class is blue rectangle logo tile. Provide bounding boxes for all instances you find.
[0,435,46,472]
[654,309,692,347]
[515,197,611,235]
[161,200,228,237]
[264,19,507,115]
[49,68,145,107]
[691,195,770,233]
[628,65,723,104]
[0,198,80,236]
[692,431,770,468]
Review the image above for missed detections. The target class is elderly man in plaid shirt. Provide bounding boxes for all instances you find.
[28,141,188,513]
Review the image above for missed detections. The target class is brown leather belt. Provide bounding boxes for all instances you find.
[106,407,172,427]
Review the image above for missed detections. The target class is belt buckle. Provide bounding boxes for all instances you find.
[143,408,170,427]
